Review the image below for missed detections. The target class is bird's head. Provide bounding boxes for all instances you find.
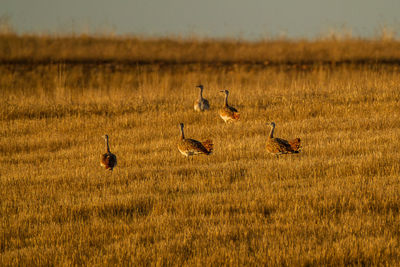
[220,89,229,95]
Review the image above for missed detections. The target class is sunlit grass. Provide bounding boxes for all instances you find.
[1,56,400,265]
[1,33,400,64]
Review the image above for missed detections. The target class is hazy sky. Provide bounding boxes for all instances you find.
[2,0,400,39]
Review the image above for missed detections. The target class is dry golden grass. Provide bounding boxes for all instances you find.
[1,36,400,265]
[1,33,400,64]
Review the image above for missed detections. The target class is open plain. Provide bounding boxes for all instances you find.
[1,35,400,265]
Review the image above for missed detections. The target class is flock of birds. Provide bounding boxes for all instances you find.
[100,85,301,171]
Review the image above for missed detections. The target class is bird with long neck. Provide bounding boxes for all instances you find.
[219,89,240,123]
[178,123,213,157]
[100,134,117,171]
[268,122,276,139]
[194,85,210,112]
[266,122,301,157]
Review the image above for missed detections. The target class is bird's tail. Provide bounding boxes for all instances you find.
[202,140,213,154]
[289,138,301,153]
[233,112,240,120]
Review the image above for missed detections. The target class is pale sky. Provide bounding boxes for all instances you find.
[2,0,400,39]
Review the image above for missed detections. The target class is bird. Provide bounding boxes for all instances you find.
[100,134,117,171]
[265,122,301,157]
[194,85,210,112]
[178,123,213,157]
[219,89,240,123]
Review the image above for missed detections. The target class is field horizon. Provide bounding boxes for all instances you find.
[1,34,400,265]
[2,32,400,65]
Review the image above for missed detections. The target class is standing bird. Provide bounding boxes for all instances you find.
[178,123,213,157]
[266,122,301,157]
[100,134,117,171]
[194,85,210,112]
[219,90,240,123]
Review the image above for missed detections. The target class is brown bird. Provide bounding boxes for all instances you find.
[194,85,210,112]
[266,122,301,157]
[219,90,240,123]
[100,134,117,171]
[178,123,213,157]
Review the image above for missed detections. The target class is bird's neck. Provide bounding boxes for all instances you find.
[105,138,110,153]
[199,88,203,99]
[224,93,229,107]
[180,126,185,139]
[269,125,275,139]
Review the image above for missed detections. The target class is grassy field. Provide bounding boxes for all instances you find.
[2,33,400,64]
[1,35,400,265]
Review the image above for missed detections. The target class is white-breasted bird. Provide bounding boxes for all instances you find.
[265,122,301,157]
[178,123,213,157]
[219,89,240,123]
[194,85,210,112]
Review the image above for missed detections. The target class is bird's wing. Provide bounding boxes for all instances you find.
[267,138,293,153]
[108,153,117,167]
[202,99,210,109]
[180,139,210,154]
[220,107,238,119]
[229,106,238,113]
[274,138,294,152]
[101,153,117,168]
